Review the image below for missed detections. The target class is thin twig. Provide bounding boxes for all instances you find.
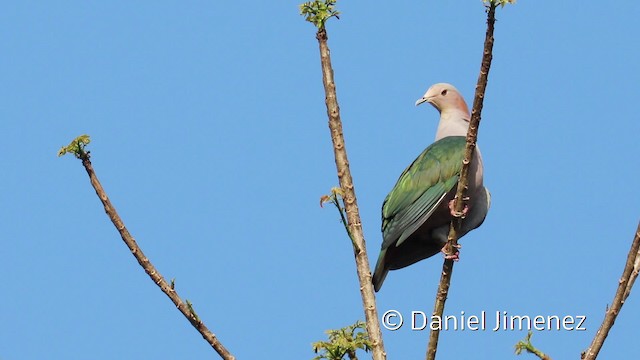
[425,2,497,359]
[316,27,386,360]
[322,188,356,247]
[623,247,640,301]
[515,331,553,360]
[62,141,235,360]
[582,220,640,359]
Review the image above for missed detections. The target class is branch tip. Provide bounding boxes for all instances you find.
[299,0,340,30]
[312,320,371,360]
[514,331,552,360]
[484,0,516,8]
[58,134,91,159]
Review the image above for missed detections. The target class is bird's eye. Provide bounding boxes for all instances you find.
[441,89,448,96]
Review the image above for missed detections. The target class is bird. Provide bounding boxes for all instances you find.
[372,83,490,292]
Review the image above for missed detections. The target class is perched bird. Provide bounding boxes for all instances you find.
[372,83,490,292]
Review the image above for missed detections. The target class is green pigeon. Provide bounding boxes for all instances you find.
[372,83,490,292]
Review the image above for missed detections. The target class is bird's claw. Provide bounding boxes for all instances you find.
[448,199,468,218]
[444,251,460,261]
[441,243,461,261]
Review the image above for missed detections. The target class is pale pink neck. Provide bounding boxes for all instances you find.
[434,110,471,140]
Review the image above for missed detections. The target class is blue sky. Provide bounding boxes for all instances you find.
[2,1,639,359]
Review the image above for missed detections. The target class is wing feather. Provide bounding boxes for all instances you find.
[380,136,466,250]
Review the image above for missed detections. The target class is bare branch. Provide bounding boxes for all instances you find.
[314,27,386,360]
[623,247,640,301]
[582,221,640,359]
[301,2,386,356]
[426,2,497,359]
[60,137,235,360]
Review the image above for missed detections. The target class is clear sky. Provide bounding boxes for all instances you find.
[2,1,639,359]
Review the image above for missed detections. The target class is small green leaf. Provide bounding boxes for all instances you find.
[299,0,340,30]
[186,299,200,322]
[58,134,91,159]
[311,320,371,360]
[484,0,516,7]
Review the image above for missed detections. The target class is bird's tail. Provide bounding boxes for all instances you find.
[372,249,388,292]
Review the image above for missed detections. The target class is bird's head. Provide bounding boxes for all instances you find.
[415,83,470,118]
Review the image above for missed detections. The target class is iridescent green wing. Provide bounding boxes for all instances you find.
[381,136,466,249]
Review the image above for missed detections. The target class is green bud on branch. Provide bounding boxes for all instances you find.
[299,0,340,30]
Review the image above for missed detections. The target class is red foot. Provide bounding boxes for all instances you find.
[448,199,468,218]
[441,243,462,261]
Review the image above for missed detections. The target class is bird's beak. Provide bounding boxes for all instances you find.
[415,96,430,106]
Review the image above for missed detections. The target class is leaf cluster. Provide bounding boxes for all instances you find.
[299,0,340,30]
[312,321,371,360]
[484,0,516,7]
[515,331,551,359]
[58,134,91,159]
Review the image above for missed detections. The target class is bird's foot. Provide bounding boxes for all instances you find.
[448,199,469,218]
[441,243,461,261]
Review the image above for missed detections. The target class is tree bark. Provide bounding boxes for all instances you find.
[426,2,497,359]
[582,221,640,359]
[316,28,386,360]
[80,155,235,360]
